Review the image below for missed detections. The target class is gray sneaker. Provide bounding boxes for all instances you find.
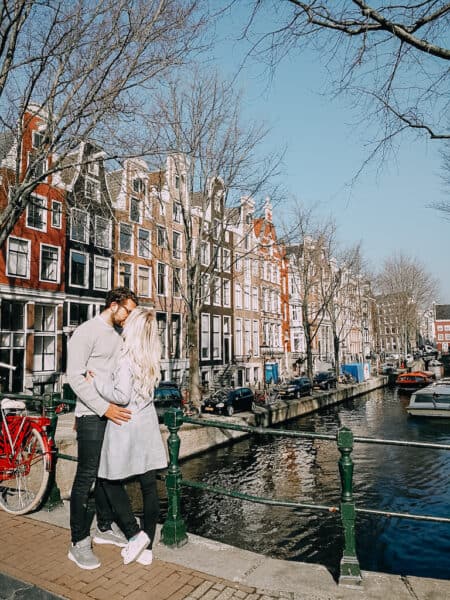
[93,522,127,547]
[68,537,101,570]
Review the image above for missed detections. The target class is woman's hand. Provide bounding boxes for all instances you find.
[85,370,95,383]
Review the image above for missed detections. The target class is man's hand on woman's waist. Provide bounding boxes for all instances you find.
[104,403,132,424]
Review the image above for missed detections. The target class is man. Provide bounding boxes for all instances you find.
[66,287,138,570]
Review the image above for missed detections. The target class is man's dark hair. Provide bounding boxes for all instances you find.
[104,287,139,309]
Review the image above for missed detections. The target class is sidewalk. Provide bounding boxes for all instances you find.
[1,503,450,600]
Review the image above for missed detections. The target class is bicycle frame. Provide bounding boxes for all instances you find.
[0,413,54,482]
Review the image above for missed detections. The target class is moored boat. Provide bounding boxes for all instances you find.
[395,371,434,393]
[406,381,450,417]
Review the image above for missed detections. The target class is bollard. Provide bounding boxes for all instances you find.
[161,407,188,547]
[337,426,362,587]
[42,393,63,511]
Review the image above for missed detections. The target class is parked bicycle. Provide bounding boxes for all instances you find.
[0,395,55,515]
[252,387,280,410]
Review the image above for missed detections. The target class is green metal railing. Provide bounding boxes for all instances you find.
[161,407,450,587]
[3,393,450,587]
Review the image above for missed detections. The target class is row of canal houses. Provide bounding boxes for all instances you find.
[0,105,370,396]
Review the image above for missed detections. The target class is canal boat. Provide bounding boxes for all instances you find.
[395,371,434,393]
[406,382,450,417]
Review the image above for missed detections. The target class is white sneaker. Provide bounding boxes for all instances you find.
[121,531,150,565]
[136,549,153,566]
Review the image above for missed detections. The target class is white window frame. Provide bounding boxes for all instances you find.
[39,243,60,283]
[32,130,45,149]
[213,315,221,359]
[222,248,231,272]
[70,208,89,243]
[200,241,210,266]
[172,230,182,260]
[223,279,231,307]
[26,195,47,231]
[212,276,221,306]
[118,261,133,289]
[201,313,210,359]
[235,282,242,309]
[51,201,62,229]
[69,249,89,288]
[137,228,151,258]
[235,318,243,356]
[173,202,182,223]
[129,196,142,224]
[157,262,167,296]
[27,151,47,181]
[137,266,151,297]
[94,215,112,249]
[173,267,182,298]
[93,255,111,291]
[87,159,99,176]
[157,225,167,248]
[6,236,31,279]
[85,176,100,203]
[119,222,133,254]
[253,320,259,356]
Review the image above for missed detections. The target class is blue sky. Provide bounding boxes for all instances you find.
[208,8,450,302]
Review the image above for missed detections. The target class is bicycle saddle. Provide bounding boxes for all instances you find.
[1,398,26,410]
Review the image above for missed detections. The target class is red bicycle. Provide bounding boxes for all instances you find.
[0,396,55,514]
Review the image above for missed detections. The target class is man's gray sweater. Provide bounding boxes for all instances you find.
[66,315,122,417]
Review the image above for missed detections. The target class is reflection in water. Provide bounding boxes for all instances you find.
[166,388,450,580]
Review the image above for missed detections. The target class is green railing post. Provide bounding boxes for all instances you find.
[42,393,63,511]
[337,426,362,587]
[161,407,188,547]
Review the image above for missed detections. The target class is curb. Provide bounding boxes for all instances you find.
[0,572,67,600]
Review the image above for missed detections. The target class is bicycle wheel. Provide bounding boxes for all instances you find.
[0,428,51,515]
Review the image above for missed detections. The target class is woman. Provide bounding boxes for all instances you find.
[89,307,167,566]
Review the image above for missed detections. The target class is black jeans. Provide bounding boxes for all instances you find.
[102,470,160,548]
[70,415,115,544]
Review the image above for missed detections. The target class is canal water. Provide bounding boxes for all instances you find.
[171,387,450,580]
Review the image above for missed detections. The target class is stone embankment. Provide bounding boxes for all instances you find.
[54,377,386,498]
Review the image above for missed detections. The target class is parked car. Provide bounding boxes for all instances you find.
[154,381,183,422]
[313,371,337,390]
[278,377,312,399]
[202,387,254,416]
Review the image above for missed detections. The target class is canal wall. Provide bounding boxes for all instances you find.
[53,376,387,499]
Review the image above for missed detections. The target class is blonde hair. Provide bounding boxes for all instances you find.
[120,307,161,398]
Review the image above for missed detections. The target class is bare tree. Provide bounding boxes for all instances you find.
[240,1,449,168]
[375,253,438,353]
[0,0,205,247]
[147,70,281,408]
[283,202,338,380]
[326,243,367,377]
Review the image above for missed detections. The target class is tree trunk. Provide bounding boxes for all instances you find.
[333,333,340,379]
[187,313,202,410]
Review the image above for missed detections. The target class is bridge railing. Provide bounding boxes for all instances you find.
[2,393,450,587]
[161,408,450,587]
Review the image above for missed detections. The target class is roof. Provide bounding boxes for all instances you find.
[435,304,450,320]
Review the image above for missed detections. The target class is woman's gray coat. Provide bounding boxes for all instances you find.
[93,356,167,480]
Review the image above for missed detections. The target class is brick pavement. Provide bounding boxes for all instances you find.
[0,510,281,600]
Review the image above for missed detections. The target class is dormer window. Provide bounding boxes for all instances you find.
[32,131,45,148]
[85,178,100,203]
[133,178,145,194]
[87,159,99,176]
